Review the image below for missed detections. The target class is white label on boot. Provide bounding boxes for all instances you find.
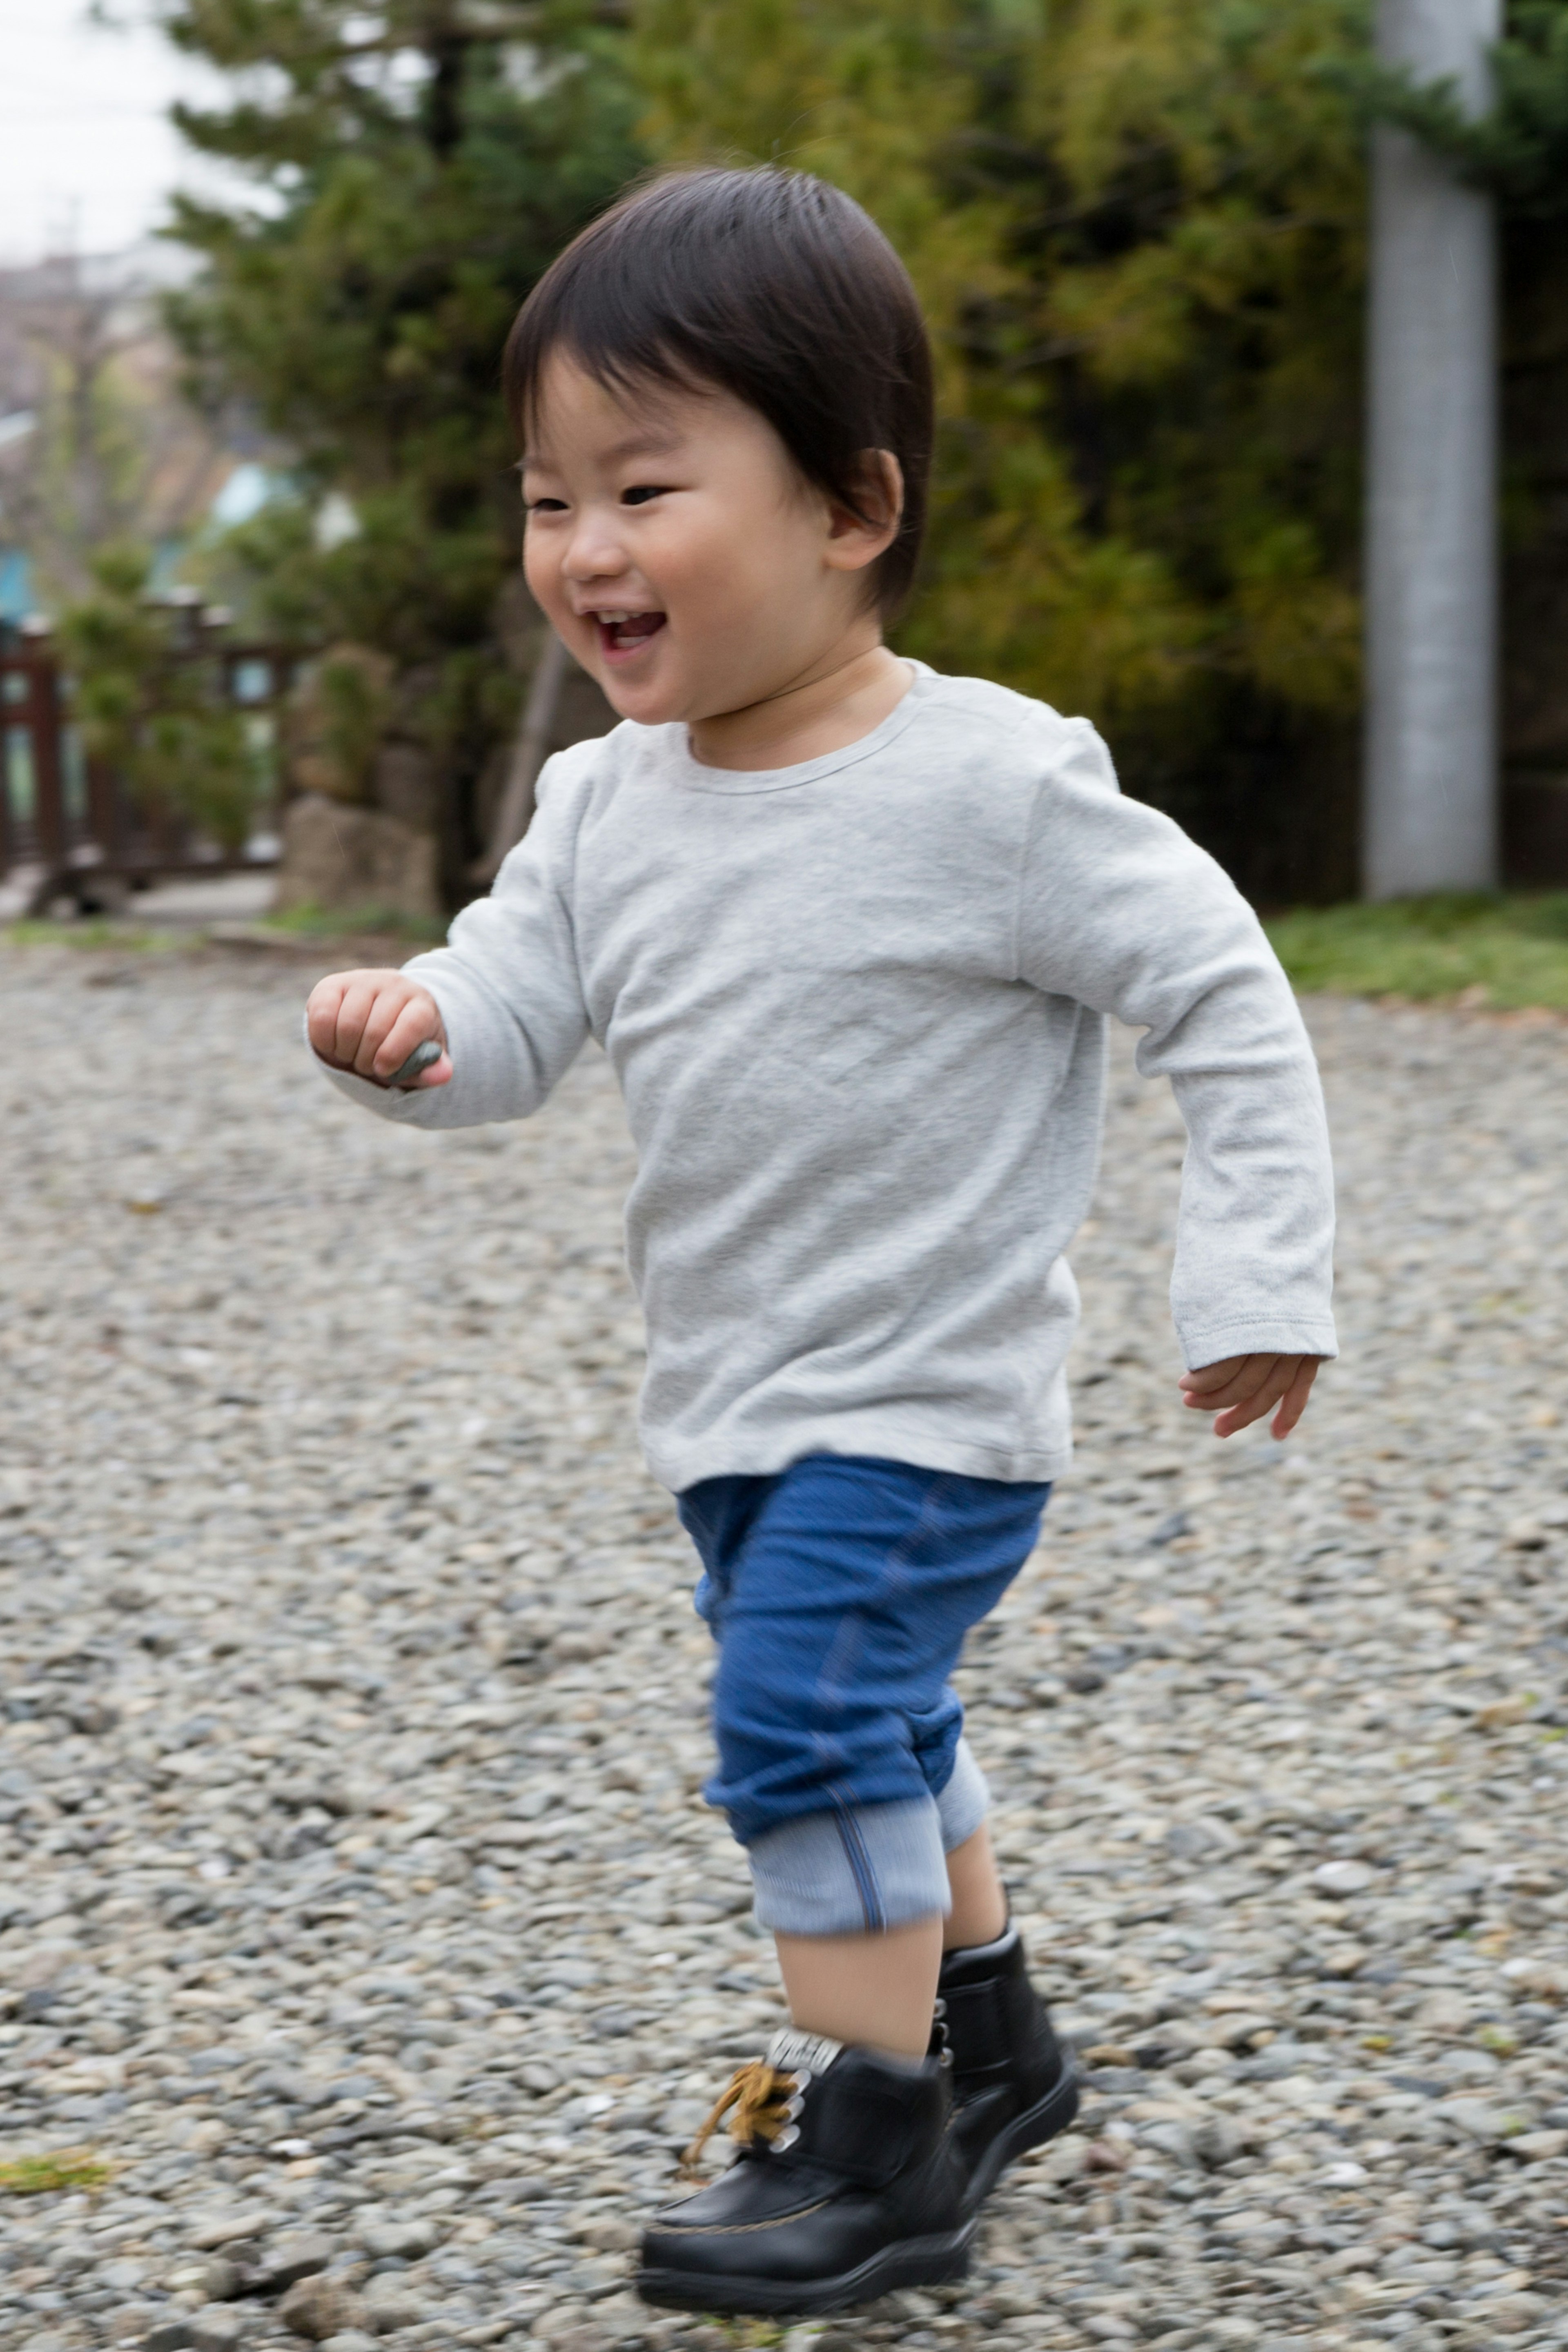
[766,2027,843,2078]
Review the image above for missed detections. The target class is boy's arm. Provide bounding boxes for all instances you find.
[1016,718,1338,1384]
[307,760,591,1129]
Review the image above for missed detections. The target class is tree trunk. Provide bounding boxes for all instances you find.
[477,629,568,882]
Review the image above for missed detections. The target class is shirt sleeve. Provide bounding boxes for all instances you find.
[1016,715,1338,1369]
[310,752,592,1131]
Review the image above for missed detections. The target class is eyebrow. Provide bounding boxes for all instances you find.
[521,426,686,471]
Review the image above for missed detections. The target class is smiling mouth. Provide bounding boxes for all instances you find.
[592,610,667,659]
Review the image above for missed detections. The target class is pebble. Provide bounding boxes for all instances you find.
[4,948,1568,2351]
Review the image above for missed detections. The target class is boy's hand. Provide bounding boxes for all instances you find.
[1180,1352,1321,1440]
[306,969,451,1089]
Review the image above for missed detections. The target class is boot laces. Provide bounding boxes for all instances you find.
[682,2059,807,2173]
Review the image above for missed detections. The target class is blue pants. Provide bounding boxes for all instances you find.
[677,1454,1050,1935]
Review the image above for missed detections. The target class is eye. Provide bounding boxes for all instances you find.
[525,495,568,515]
[621,484,668,507]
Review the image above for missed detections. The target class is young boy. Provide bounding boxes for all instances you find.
[305,168,1336,2318]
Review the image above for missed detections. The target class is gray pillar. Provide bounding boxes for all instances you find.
[1364,0,1499,898]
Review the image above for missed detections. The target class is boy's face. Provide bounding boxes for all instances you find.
[521,354,882,731]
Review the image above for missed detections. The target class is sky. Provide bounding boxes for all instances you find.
[0,0,241,266]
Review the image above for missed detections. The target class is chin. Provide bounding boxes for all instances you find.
[599,676,686,727]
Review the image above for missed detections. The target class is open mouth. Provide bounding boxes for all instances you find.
[592,610,667,661]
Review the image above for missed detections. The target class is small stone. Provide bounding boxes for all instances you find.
[165,2257,241,2302]
[319,2337,382,2352]
[361,2274,426,2331]
[358,2218,442,2262]
[251,2231,335,2294]
[1313,1860,1376,1897]
[1193,2116,1248,2168]
[279,2274,369,2342]
[145,2324,198,2352]
[1507,2128,1568,2161]
[188,2211,276,2253]
[1444,2097,1506,2141]
[188,2311,245,2352]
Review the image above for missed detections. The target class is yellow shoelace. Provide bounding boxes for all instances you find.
[682,2060,799,2173]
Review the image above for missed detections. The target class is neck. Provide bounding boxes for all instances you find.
[688,635,910,771]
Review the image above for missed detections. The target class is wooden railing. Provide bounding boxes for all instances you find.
[0,611,302,912]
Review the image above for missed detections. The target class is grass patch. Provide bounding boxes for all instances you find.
[1,919,184,952]
[260,900,448,944]
[0,2147,112,2196]
[1265,893,1568,1011]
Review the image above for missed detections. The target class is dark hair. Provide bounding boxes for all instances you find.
[503,167,934,619]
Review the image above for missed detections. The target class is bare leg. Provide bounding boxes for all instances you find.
[775,1915,944,2059]
[943,1821,1008,1951]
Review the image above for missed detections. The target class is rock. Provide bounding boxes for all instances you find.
[188,2211,276,2252]
[273,792,440,923]
[250,2231,335,2294]
[278,2275,370,2342]
[1312,1860,1376,1897]
[283,644,394,804]
[361,2274,427,2330]
[165,2255,242,2301]
[145,2324,198,2352]
[1192,2116,1249,2169]
[188,2311,245,2352]
[358,2219,442,2262]
[1441,2097,1505,2142]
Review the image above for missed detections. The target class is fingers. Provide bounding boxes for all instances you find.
[304,971,446,1085]
[304,972,353,1064]
[1178,1353,1323,1441]
[1270,1356,1321,1441]
[370,996,443,1082]
[1180,1354,1281,1411]
[1211,1374,1290,1440]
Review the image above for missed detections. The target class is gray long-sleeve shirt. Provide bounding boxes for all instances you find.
[318,666,1336,1490]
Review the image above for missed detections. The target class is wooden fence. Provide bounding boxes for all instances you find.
[0,612,300,913]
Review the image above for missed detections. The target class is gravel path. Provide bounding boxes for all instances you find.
[4,942,1568,2352]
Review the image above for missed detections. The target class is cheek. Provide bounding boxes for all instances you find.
[522,530,566,617]
[657,513,786,626]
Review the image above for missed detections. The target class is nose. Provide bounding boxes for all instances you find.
[561,502,630,589]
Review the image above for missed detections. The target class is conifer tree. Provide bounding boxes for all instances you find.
[636,0,1371,898]
[160,0,642,889]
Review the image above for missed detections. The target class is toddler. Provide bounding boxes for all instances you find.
[305,167,1336,2319]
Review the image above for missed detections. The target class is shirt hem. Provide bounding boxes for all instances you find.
[645,1418,1074,1495]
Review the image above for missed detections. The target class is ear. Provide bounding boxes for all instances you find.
[822,450,904,575]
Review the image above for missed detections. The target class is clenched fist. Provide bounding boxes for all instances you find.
[305,968,451,1090]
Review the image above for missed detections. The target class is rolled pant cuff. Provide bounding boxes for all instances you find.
[935,1736,990,1852]
[749,1796,952,1936]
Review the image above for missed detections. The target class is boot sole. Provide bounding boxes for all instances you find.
[966,2060,1081,2206]
[637,2219,977,2317]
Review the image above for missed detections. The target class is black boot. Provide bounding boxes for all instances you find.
[638,2027,974,2316]
[937,1924,1079,2203]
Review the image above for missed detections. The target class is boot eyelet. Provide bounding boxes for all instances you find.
[770,2123,800,2152]
[783,2094,805,2121]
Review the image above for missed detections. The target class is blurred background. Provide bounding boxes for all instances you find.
[2,0,1567,991]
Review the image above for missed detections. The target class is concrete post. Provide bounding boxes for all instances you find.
[1364,0,1500,898]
